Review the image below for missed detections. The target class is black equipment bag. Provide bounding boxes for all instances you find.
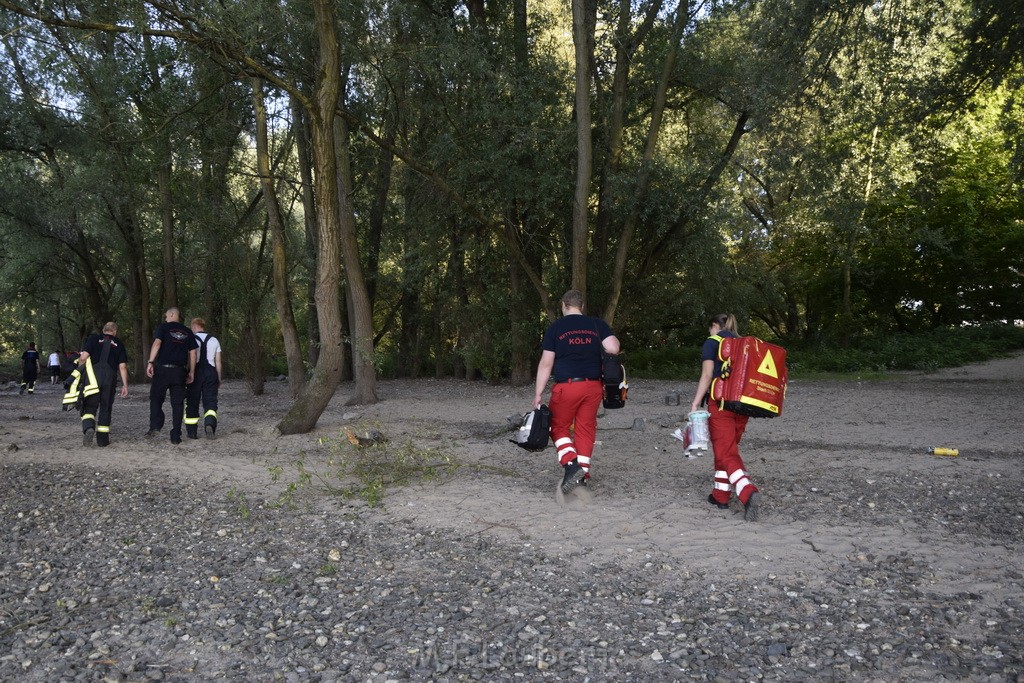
[601,354,628,409]
[511,404,551,451]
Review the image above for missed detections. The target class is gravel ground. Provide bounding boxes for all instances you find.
[2,359,1023,682]
[2,459,1022,682]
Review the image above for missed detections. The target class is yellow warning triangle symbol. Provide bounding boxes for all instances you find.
[757,350,779,378]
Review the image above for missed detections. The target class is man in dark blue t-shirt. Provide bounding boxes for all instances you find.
[20,342,41,395]
[145,307,198,444]
[533,289,620,494]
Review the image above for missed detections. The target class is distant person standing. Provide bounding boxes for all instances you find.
[146,307,198,445]
[184,317,222,440]
[19,342,41,395]
[64,322,129,447]
[48,350,61,384]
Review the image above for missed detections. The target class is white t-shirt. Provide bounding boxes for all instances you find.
[194,332,222,367]
[48,352,60,366]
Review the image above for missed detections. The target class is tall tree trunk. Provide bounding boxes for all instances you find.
[603,4,684,324]
[275,0,347,434]
[570,0,597,294]
[365,121,396,310]
[292,95,321,369]
[398,214,422,377]
[157,142,178,307]
[110,201,151,377]
[253,77,306,397]
[335,115,379,404]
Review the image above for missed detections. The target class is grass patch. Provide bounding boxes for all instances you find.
[302,425,515,507]
[323,435,461,507]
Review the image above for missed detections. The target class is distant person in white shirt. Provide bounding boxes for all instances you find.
[48,351,61,384]
[185,317,223,440]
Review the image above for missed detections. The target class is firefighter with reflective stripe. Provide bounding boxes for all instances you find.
[20,342,41,395]
[690,313,762,522]
[185,317,222,440]
[533,289,620,494]
[63,322,129,447]
[146,307,198,445]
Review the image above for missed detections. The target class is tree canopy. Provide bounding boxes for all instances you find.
[1,0,1021,430]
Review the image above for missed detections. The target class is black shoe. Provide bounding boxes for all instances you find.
[744,491,762,522]
[707,494,729,510]
[187,429,198,439]
[19,386,25,395]
[204,424,215,440]
[560,460,585,494]
[146,429,159,438]
[83,428,95,447]
[170,435,182,445]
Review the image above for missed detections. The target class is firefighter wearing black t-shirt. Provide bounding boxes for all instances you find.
[20,342,41,395]
[64,323,130,447]
[146,307,198,445]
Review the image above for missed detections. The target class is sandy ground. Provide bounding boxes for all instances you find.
[2,352,1023,612]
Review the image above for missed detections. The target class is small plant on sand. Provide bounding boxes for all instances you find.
[265,425,514,508]
[269,455,313,510]
[324,428,461,507]
[226,486,251,520]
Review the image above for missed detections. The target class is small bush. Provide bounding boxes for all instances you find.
[325,433,460,507]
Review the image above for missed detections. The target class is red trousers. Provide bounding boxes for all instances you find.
[549,380,603,476]
[708,401,759,505]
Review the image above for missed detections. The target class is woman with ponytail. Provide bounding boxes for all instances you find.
[689,314,762,521]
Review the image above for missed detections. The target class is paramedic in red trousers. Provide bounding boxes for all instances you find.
[145,307,198,445]
[184,317,222,440]
[67,322,129,447]
[533,289,620,494]
[690,313,762,521]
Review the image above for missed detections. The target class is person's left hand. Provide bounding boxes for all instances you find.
[120,385,128,399]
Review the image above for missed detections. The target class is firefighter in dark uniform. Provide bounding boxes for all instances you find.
[184,317,222,440]
[146,307,198,445]
[20,342,41,395]
[63,322,129,447]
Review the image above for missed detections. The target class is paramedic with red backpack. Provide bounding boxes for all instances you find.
[533,289,620,494]
[690,313,762,521]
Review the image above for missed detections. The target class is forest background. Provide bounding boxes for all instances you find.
[1,0,1023,433]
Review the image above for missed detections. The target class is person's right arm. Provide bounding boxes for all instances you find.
[146,339,162,378]
[119,362,129,398]
[690,359,715,413]
[533,350,555,409]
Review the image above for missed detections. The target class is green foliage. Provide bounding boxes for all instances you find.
[324,431,460,507]
[629,346,704,381]
[1,0,1021,391]
[633,323,1024,378]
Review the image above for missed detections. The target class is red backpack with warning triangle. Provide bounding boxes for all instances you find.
[709,336,788,418]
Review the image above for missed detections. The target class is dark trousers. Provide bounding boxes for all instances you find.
[21,367,38,393]
[185,367,219,437]
[150,365,187,438]
[81,378,116,447]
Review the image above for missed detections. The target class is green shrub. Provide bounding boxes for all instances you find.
[630,323,1024,378]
